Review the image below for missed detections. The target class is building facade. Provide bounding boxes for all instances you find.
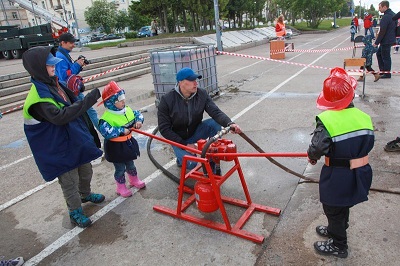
[0,0,130,35]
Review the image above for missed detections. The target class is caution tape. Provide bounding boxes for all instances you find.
[270,45,365,55]
[0,56,150,116]
[83,56,149,83]
[216,50,400,75]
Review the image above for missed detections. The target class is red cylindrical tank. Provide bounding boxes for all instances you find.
[194,182,219,213]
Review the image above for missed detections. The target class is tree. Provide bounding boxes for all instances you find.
[292,0,345,29]
[84,0,118,33]
[115,11,129,32]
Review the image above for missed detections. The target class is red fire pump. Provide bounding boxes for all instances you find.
[153,135,281,243]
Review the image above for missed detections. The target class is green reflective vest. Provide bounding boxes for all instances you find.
[100,106,135,127]
[317,108,373,142]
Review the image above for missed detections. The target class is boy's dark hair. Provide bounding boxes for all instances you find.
[380,1,389,8]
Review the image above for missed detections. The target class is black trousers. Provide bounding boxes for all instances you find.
[323,204,351,250]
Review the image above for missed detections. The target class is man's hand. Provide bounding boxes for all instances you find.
[76,58,85,66]
[229,123,242,134]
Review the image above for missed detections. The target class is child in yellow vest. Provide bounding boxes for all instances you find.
[98,81,145,197]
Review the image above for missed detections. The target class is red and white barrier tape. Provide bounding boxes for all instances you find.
[270,45,364,55]
[216,50,400,75]
[1,56,150,116]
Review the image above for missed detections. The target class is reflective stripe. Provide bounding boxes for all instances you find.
[332,129,374,142]
[24,118,41,125]
[110,132,132,142]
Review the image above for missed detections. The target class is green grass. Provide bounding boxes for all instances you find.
[293,17,352,31]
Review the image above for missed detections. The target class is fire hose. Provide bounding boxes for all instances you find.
[145,126,400,195]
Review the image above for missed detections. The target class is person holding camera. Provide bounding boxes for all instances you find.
[55,32,100,130]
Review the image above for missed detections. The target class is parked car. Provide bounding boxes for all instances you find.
[90,34,106,42]
[102,34,122,40]
[137,26,151,38]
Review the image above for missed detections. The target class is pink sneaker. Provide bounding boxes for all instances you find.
[128,174,146,189]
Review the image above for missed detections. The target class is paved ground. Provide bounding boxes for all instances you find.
[0,28,399,265]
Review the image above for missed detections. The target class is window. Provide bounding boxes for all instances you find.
[12,12,18,19]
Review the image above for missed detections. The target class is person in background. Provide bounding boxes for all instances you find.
[350,21,357,42]
[364,12,375,38]
[55,32,99,130]
[275,15,287,38]
[98,81,146,198]
[151,19,158,36]
[22,46,105,228]
[373,1,396,79]
[373,17,378,27]
[308,67,374,259]
[358,16,364,32]
[353,15,359,32]
[157,67,242,171]
[360,34,380,82]
[392,11,400,54]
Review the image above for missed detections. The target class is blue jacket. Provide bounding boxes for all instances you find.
[308,107,374,206]
[55,46,83,84]
[22,46,102,181]
[375,8,396,45]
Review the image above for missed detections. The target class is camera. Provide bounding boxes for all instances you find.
[77,55,90,65]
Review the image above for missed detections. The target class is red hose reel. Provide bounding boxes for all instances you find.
[153,138,281,243]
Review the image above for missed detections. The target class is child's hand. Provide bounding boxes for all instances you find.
[124,128,130,135]
[134,121,142,129]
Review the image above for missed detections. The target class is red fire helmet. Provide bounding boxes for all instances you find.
[316,67,357,111]
[97,81,123,106]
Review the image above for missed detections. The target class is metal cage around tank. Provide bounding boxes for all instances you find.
[149,44,219,106]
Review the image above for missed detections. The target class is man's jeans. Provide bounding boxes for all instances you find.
[365,27,374,38]
[78,92,99,130]
[376,44,392,77]
[173,119,222,170]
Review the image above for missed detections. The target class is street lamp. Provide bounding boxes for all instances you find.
[213,0,222,51]
[70,0,82,48]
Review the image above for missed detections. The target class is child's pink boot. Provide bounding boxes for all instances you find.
[128,174,146,189]
[116,181,132,198]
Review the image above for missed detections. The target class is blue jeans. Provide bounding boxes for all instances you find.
[78,92,99,130]
[113,160,136,178]
[395,37,400,52]
[376,44,392,77]
[365,27,374,38]
[173,119,222,170]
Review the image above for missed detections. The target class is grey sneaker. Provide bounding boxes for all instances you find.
[0,256,24,266]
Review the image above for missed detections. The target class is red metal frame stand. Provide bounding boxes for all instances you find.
[153,155,281,243]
